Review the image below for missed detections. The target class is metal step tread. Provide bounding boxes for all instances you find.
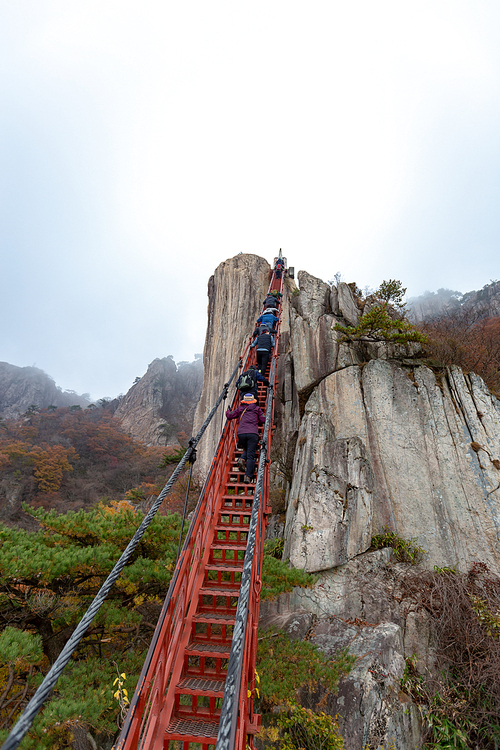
[166,716,219,741]
[193,611,236,623]
[211,541,247,551]
[186,641,231,656]
[177,675,226,695]
[215,523,250,531]
[206,563,244,574]
[199,585,240,597]
[222,492,255,498]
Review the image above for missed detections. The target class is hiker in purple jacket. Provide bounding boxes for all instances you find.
[226,392,265,483]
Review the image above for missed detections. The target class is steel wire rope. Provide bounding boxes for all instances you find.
[216,354,277,750]
[217,267,284,750]
[1,360,242,750]
[116,318,272,749]
[174,450,196,565]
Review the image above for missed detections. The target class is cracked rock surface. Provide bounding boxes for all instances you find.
[193,256,500,750]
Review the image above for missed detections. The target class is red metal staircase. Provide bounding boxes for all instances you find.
[115,268,284,750]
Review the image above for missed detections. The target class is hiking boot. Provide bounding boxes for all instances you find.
[243,475,251,484]
[237,458,246,472]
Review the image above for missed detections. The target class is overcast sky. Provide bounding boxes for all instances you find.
[1,1,500,400]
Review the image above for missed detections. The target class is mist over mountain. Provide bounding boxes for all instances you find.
[408,279,500,321]
[0,356,204,451]
[0,362,91,419]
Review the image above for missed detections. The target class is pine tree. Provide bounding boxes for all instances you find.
[0,501,182,747]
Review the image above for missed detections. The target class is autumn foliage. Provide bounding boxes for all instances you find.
[419,310,500,394]
[0,406,197,521]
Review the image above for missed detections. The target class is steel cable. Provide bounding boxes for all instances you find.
[215,355,277,750]
[1,360,241,750]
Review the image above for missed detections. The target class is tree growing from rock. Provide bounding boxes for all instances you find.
[334,279,427,345]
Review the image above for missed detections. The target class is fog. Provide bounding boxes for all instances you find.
[1,2,499,399]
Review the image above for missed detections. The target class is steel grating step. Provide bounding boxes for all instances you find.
[186,641,231,657]
[211,541,247,551]
[206,561,244,572]
[215,523,249,531]
[193,611,236,623]
[166,717,218,741]
[199,586,240,597]
[177,676,226,696]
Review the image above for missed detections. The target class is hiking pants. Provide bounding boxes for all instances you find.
[257,349,271,376]
[237,433,259,479]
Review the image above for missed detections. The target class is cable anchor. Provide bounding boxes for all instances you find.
[187,438,197,464]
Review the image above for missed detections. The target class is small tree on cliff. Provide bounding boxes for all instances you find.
[334,279,427,345]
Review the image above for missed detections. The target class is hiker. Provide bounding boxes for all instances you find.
[256,310,279,331]
[264,294,279,310]
[236,364,270,397]
[275,257,285,279]
[226,392,265,483]
[251,327,274,375]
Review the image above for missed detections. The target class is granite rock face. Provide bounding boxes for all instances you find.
[283,358,500,573]
[192,254,271,477]
[192,255,500,750]
[115,357,203,446]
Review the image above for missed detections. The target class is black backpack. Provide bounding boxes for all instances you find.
[237,370,255,391]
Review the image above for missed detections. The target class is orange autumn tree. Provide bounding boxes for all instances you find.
[0,442,77,493]
[31,445,78,493]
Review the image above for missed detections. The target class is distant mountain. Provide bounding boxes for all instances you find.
[115,356,204,446]
[408,279,500,321]
[462,279,500,317]
[0,362,90,418]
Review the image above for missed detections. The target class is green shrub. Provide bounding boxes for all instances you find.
[371,528,425,564]
[261,555,316,599]
[264,537,284,559]
[334,306,427,345]
[0,503,182,746]
[160,448,187,466]
[276,702,344,749]
[256,629,355,709]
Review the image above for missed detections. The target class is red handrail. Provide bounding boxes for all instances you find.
[116,264,285,750]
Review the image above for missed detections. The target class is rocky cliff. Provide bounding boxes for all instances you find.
[194,254,500,749]
[193,253,271,472]
[115,356,203,446]
[0,362,90,418]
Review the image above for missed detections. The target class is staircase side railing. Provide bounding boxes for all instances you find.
[116,264,285,750]
[216,268,284,750]
[215,352,277,750]
[116,380,243,749]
